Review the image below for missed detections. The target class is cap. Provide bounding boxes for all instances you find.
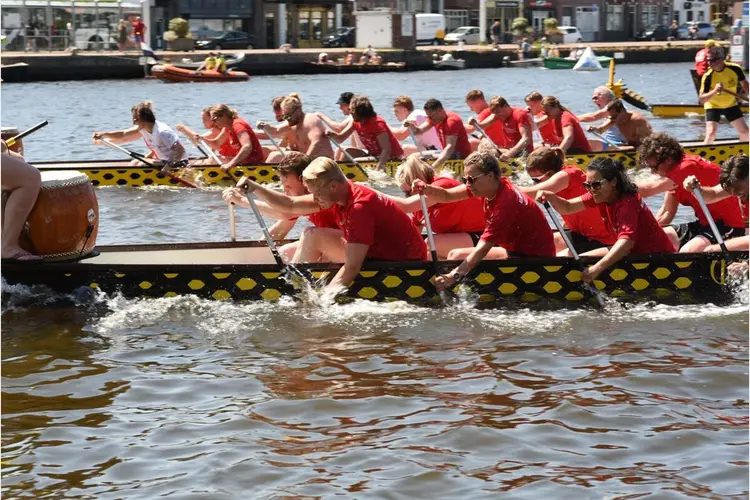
[705,39,717,47]
[337,92,354,105]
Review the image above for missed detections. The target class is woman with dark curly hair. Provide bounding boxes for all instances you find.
[636,132,745,253]
[536,157,675,283]
[683,154,749,252]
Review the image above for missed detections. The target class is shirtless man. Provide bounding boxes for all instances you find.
[577,86,629,151]
[255,96,298,159]
[258,94,335,163]
[587,99,652,149]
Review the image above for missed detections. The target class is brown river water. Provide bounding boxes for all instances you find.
[1,62,748,498]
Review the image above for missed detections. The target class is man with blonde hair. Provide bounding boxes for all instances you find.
[390,95,442,155]
[258,93,335,162]
[237,157,426,292]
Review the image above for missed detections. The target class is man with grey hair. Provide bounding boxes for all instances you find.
[577,86,628,151]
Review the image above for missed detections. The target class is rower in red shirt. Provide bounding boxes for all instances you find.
[519,146,616,255]
[471,96,533,163]
[541,96,592,154]
[384,154,486,259]
[325,95,403,171]
[694,40,717,77]
[412,151,555,291]
[537,157,676,283]
[525,91,561,147]
[222,152,339,261]
[406,98,472,171]
[637,132,745,252]
[203,104,264,170]
[463,89,506,151]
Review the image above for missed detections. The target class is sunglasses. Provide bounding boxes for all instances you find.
[582,180,605,191]
[465,172,489,185]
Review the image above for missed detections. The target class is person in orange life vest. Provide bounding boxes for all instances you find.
[683,153,749,253]
[637,132,746,253]
[202,104,264,171]
[223,152,339,262]
[470,96,533,163]
[518,146,616,256]
[323,95,404,171]
[463,89,506,152]
[236,157,427,292]
[413,151,556,292]
[524,91,561,148]
[537,157,676,283]
[405,98,472,170]
[92,101,185,175]
[384,153,486,259]
[541,96,591,154]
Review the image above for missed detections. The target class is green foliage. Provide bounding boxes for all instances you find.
[168,17,190,38]
[543,17,560,35]
[512,17,529,34]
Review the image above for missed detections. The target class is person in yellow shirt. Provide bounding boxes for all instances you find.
[216,53,227,73]
[699,47,748,144]
[195,52,217,73]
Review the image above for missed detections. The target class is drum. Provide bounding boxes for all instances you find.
[20,171,99,261]
[1,127,23,155]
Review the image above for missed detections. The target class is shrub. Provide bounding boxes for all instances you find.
[543,17,560,35]
[167,17,191,39]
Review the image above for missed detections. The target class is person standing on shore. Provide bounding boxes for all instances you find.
[117,20,129,52]
[132,17,146,46]
[491,20,501,49]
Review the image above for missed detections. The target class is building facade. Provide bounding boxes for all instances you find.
[556,0,672,41]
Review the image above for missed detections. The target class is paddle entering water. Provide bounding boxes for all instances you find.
[542,201,607,309]
[5,120,49,148]
[100,138,199,188]
[419,193,455,305]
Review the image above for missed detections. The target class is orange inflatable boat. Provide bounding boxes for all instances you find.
[150,64,250,83]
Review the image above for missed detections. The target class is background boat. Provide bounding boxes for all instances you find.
[543,56,612,70]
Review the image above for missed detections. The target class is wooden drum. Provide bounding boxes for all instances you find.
[1,127,23,155]
[20,171,99,261]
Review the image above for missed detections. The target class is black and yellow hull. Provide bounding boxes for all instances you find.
[2,241,744,309]
[34,140,747,188]
[650,104,749,118]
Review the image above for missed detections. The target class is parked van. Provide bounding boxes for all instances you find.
[415,13,446,45]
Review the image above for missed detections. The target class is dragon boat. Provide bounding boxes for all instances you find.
[1,240,744,309]
[32,139,746,188]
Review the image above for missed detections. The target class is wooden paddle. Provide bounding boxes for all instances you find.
[693,189,732,259]
[259,124,286,159]
[471,119,502,154]
[420,193,455,305]
[318,119,360,164]
[542,201,606,309]
[721,87,749,102]
[5,120,49,148]
[101,138,199,189]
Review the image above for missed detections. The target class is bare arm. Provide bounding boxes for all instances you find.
[505,123,531,158]
[583,238,636,282]
[587,117,615,135]
[375,132,391,169]
[433,239,494,291]
[385,192,443,213]
[317,112,349,133]
[327,120,355,144]
[416,182,470,204]
[269,218,297,239]
[655,190,679,226]
[536,191,587,215]
[475,113,499,129]
[327,242,370,291]
[699,83,723,104]
[202,128,228,150]
[683,175,732,204]
[518,170,570,197]
[407,120,434,134]
[431,135,457,170]
[239,178,321,215]
[577,108,608,123]
[391,125,411,141]
[93,125,140,144]
[636,177,675,198]
[559,124,575,152]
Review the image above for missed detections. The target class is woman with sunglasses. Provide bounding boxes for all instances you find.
[413,151,555,292]
[93,101,185,173]
[324,95,404,171]
[383,154,485,259]
[201,104,264,172]
[536,157,676,283]
[519,146,616,256]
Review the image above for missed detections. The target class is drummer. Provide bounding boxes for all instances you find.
[1,142,41,261]
[92,101,186,174]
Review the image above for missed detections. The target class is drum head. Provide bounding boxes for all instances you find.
[40,170,90,188]
[0,127,20,136]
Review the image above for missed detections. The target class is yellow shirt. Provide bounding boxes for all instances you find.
[217,57,227,72]
[204,56,217,70]
[700,62,746,109]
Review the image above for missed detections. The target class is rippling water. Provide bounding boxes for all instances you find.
[2,63,749,499]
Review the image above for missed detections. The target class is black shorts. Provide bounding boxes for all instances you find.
[469,231,483,246]
[566,147,589,155]
[673,219,746,247]
[705,106,745,123]
[563,229,609,254]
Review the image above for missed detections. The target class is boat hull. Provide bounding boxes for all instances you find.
[1,241,744,309]
[307,62,407,74]
[543,56,612,70]
[33,140,747,188]
[651,103,750,118]
[151,64,249,83]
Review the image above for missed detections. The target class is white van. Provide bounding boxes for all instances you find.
[415,13,446,45]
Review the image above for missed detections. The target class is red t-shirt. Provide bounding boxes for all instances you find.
[470,177,555,257]
[430,111,472,158]
[353,115,404,158]
[132,21,145,36]
[666,154,745,229]
[476,107,506,147]
[332,182,427,261]
[695,48,710,77]
[582,192,676,254]
[556,166,616,245]
[535,112,561,145]
[741,198,748,224]
[218,117,264,164]
[554,111,591,152]
[411,177,485,234]
[500,107,533,153]
[307,207,339,229]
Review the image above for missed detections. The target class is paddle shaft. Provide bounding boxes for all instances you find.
[693,189,730,255]
[589,130,623,150]
[260,125,286,158]
[406,126,424,153]
[543,201,605,307]
[200,138,222,165]
[5,120,49,147]
[419,194,439,263]
[229,203,237,242]
[721,87,749,102]
[101,138,198,188]
[319,119,359,164]
[244,191,285,267]
[472,121,502,152]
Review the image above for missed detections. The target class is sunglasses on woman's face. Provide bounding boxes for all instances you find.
[583,180,605,191]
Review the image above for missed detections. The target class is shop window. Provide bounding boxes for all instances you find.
[606,4,623,31]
